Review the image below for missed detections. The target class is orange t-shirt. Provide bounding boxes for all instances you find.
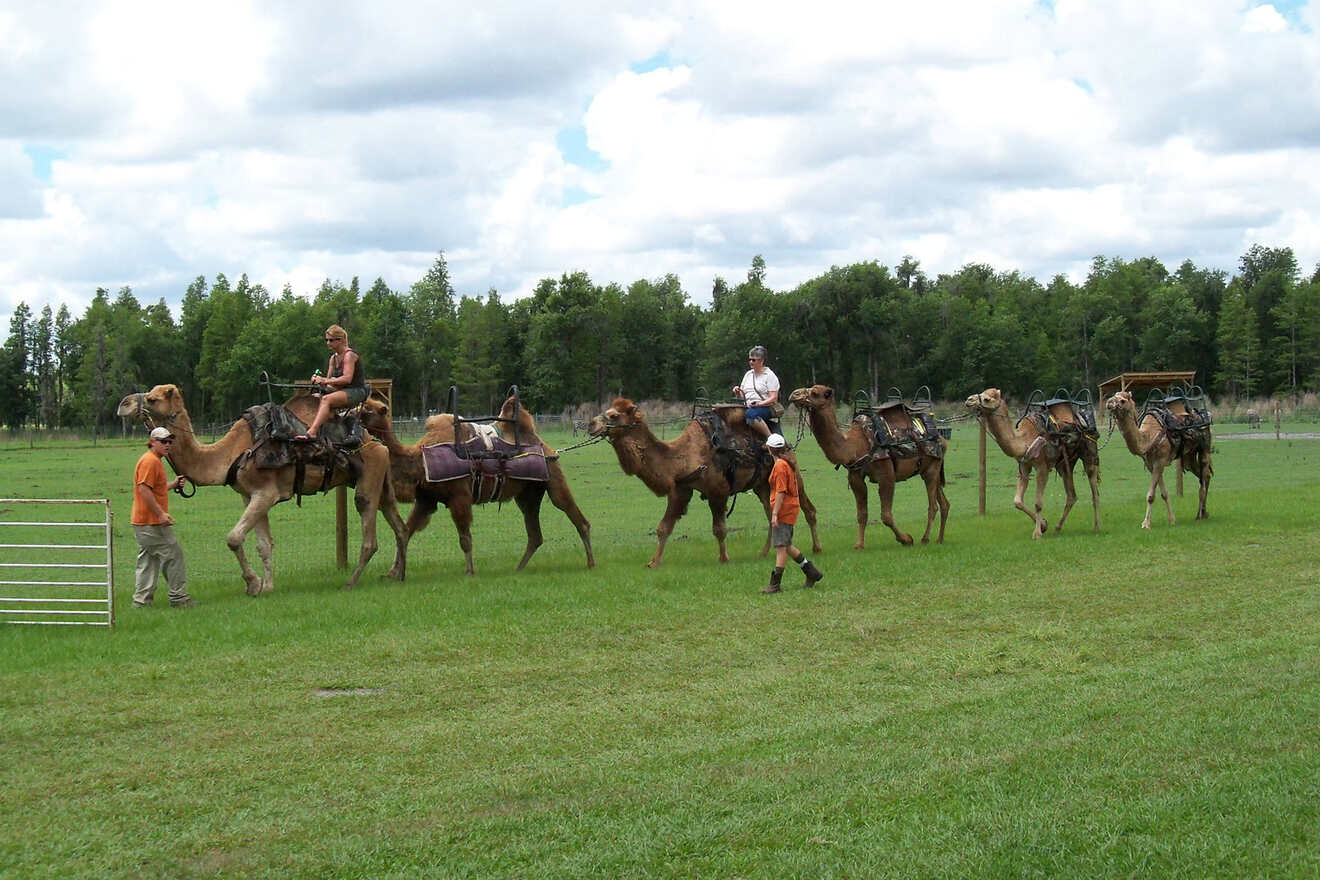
[769,457,800,525]
[131,451,170,526]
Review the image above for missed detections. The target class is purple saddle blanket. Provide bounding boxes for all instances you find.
[421,438,549,483]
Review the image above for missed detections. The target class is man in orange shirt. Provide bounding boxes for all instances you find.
[131,426,194,608]
[763,433,823,594]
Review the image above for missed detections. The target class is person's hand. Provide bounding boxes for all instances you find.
[771,515,778,526]
[732,386,743,397]
[162,513,175,526]
[172,476,186,491]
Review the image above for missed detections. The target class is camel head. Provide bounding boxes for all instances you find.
[358,395,390,432]
[965,388,1005,417]
[498,394,538,441]
[588,397,644,439]
[117,384,187,427]
[789,385,834,410]
[1105,391,1136,419]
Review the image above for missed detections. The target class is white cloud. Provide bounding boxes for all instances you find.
[1,0,1317,322]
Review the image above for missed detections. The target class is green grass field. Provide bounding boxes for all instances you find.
[2,420,1318,878]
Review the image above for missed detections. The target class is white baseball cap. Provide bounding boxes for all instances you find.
[765,433,786,448]
[149,426,175,441]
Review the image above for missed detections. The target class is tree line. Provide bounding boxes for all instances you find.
[1,245,1317,430]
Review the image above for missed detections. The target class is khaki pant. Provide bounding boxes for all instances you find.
[133,524,188,605]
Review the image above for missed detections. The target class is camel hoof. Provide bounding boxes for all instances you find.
[1141,522,1151,530]
[899,536,914,546]
[920,537,930,545]
[853,543,864,551]
[244,576,262,596]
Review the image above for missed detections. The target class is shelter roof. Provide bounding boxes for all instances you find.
[1098,371,1196,399]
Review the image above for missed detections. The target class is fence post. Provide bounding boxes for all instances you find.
[335,486,348,569]
[978,419,986,516]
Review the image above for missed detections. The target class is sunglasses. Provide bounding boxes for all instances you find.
[325,337,342,342]
[157,438,174,444]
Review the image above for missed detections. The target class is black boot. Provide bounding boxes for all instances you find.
[761,567,783,594]
[800,559,823,587]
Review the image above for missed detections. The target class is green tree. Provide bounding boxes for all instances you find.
[406,254,457,416]
[1215,284,1260,397]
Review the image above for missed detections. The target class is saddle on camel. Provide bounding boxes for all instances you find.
[1017,387,1100,469]
[418,386,551,501]
[241,373,370,503]
[848,386,946,469]
[1137,384,1213,459]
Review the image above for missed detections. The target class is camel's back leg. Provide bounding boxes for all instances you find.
[1192,451,1212,520]
[1052,458,1080,534]
[545,465,594,568]
[933,459,950,544]
[1014,462,1047,538]
[1084,456,1101,531]
[873,462,914,546]
[846,469,869,550]
[374,479,409,580]
[346,481,380,589]
[513,484,547,571]
[709,493,733,562]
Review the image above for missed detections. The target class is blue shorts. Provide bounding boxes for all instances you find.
[745,406,772,424]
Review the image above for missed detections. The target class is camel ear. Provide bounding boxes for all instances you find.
[823,388,833,400]
[165,387,175,400]
[624,403,637,416]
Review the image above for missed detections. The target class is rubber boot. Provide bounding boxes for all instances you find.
[761,567,783,594]
[801,559,823,587]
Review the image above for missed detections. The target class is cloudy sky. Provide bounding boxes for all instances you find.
[2,0,1317,320]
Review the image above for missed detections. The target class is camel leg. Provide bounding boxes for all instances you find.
[876,465,914,546]
[848,470,869,550]
[933,462,950,544]
[546,468,595,568]
[919,464,940,544]
[377,482,409,581]
[345,486,379,589]
[228,489,279,595]
[1143,463,1167,529]
[1053,462,1079,534]
[513,486,547,571]
[1085,458,1101,532]
[797,474,823,553]
[1195,454,1212,520]
[1013,464,1047,539]
[650,488,693,568]
[443,496,476,576]
[252,512,274,596]
[709,494,732,562]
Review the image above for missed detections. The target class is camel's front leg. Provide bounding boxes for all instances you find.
[796,473,823,553]
[650,488,693,567]
[756,489,772,558]
[345,486,380,589]
[377,482,409,580]
[919,464,940,544]
[847,470,869,549]
[1013,464,1046,538]
[933,463,950,544]
[228,490,278,595]
[513,486,547,571]
[1144,463,1169,529]
[253,512,274,595]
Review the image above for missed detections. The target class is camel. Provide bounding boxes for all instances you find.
[964,388,1101,539]
[117,385,407,595]
[1105,390,1213,527]
[587,398,822,567]
[788,385,949,549]
[356,394,594,576]
[1246,409,1261,429]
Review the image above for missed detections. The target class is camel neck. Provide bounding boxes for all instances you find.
[165,414,252,486]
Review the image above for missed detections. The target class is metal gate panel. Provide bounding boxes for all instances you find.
[0,499,114,627]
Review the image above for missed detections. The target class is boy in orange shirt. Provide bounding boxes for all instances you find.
[763,433,823,594]
[131,426,194,607]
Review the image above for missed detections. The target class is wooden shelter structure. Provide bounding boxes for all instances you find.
[1097,371,1196,411]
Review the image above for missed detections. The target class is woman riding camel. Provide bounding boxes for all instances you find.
[732,344,779,439]
[296,324,367,441]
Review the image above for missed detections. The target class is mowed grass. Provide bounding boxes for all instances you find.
[1,419,1318,879]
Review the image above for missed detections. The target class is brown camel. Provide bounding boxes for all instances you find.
[1105,390,1213,527]
[964,388,1100,539]
[1246,408,1261,429]
[356,394,594,576]
[788,385,948,549]
[116,384,406,594]
[587,398,822,567]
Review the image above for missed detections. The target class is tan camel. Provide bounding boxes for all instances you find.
[788,385,948,549]
[1105,390,1213,527]
[116,384,406,594]
[1246,409,1261,429]
[356,394,594,576]
[587,398,822,567]
[964,388,1100,539]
